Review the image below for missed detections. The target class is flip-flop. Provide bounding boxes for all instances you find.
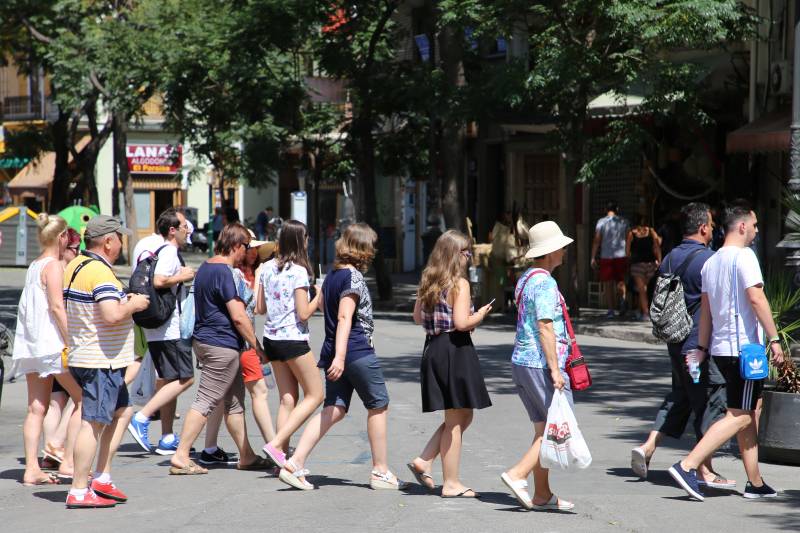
[531,494,574,511]
[40,457,60,471]
[42,444,65,464]
[406,462,435,490]
[699,475,736,489]
[237,456,271,471]
[169,460,208,475]
[22,472,61,486]
[631,447,649,479]
[441,487,479,499]
[500,472,533,509]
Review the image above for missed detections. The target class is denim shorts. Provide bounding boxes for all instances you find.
[70,367,131,425]
[324,353,389,412]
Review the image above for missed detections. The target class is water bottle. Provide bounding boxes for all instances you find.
[262,363,276,389]
[686,350,701,384]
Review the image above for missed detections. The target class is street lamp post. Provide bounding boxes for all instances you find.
[782,2,800,278]
[207,174,215,258]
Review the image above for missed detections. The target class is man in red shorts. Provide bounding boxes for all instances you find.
[591,202,629,318]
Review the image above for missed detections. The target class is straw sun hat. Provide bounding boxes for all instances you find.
[524,221,574,259]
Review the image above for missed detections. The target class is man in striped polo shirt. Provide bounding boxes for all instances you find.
[63,215,149,509]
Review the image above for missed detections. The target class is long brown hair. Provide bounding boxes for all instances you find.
[276,219,312,277]
[214,222,250,255]
[417,230,471,311]
[334,223,377,272]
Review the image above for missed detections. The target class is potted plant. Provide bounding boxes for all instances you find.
[758,271,800,464]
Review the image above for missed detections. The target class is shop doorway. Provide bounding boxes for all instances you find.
[154,190,173,222]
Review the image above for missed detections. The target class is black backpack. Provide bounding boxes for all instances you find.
[130,245,183,329]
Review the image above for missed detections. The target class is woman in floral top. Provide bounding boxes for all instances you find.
[500,221,577,512]
[256,220,324,471]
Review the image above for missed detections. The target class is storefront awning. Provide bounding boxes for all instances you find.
[726,111,790,154]
[587,91,645,118]
[8,136,90,195]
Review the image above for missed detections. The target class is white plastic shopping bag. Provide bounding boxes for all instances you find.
[130,352,156,406]
[539,389,592,470]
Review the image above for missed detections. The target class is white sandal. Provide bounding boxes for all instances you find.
[370,469,408,490]
[531,494,575,511]
[279,459,314,491]
[500,472,532,509]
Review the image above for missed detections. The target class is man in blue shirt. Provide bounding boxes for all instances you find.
[630,202,732,488]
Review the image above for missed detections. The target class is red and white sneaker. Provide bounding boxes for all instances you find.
[65,490,117,509]
[90,479,128,502]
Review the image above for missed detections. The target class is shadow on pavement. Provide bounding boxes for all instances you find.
[32,490,69,503]
[747,489,800,530]
[0,467,25,482]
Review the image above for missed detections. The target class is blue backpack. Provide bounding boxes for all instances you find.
[732,254,769,380]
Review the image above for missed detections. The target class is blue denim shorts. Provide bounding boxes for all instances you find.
[70,367,131,425]
[324,353,389,412]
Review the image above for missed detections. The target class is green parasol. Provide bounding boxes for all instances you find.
[58,205,98,249]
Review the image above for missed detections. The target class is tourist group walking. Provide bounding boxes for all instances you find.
[8,198,783,510]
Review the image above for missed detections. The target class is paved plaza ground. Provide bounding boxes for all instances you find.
[0,265,798,532]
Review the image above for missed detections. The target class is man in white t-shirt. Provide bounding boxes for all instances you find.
[669,204,784,502]
[127,208,196,455]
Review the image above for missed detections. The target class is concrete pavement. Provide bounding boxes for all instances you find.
[1,308,798,532]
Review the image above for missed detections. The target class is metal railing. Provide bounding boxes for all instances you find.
[1,95,58,121]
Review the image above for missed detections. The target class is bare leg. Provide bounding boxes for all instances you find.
[411,423,444,480]
[271,360,298,450]
[246,379,277,443]
[604,280,616,312]
[172,409,207,468]
[22,374,53,484]
[267,353,323,452]
[504,421,557,504]
[53,399,76,449]
[95,406,133,476]
[71,420,104,490]
[54,372,83,478]
[682,409,753,475]
[286,406,347,473]
[366,407,388,472]
[138,378,194,435]
[43,391,67,450]
[440,408,474,497]
[617,280,627,307]
[224,412,257,465]
[633,275,648,316]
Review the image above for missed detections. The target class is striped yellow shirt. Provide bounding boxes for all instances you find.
[63,255,134,369]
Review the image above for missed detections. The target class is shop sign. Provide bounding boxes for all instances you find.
[126,143,182,174]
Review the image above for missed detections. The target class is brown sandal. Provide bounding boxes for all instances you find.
[169,460,208,475]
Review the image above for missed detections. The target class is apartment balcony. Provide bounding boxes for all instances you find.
[1,95,58,122]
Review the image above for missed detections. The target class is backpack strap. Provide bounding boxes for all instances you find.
[672,248,704,277]
[64,257,98,310]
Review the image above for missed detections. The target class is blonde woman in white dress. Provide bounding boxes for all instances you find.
[12,214,82,486]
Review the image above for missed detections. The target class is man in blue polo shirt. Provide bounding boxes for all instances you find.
[630,202,733,488]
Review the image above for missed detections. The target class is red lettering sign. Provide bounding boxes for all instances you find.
[126,144,183,174]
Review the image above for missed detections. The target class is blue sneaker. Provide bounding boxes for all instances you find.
[668,462,704,501]
[155,434,179,456]
[127,417,152,452]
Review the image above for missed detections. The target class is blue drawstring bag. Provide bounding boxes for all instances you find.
[180,289,195,340]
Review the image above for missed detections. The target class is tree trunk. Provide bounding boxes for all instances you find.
[438,23,465,231]
[560,100,588,317]
[49,109,72,213]
[351,113,393,301]
[113,111,138,260]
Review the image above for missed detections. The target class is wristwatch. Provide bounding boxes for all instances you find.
[696,345,709,353]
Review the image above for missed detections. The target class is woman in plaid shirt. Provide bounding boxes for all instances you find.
[408,230,493,498]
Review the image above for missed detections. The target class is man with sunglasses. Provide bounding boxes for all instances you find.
[128,208,196,456]
[63,215,150,508]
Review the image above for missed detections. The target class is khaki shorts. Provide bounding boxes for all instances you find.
[630,261,658,281]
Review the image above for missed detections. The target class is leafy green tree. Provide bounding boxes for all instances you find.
[442,0,757,306]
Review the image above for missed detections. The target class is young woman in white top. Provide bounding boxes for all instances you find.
[255,220,324,466]
[12,214,83,485]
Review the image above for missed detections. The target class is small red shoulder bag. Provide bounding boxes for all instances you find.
[517,269,592,391]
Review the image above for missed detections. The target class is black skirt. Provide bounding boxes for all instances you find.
[420,331,492,412]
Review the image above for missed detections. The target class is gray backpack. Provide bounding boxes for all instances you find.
[649,249,704,343]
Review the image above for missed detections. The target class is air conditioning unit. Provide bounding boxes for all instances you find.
[770,61,792,96]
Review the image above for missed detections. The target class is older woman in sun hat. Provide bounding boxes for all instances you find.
[499,220,577,511]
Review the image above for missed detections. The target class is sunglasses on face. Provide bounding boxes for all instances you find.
[67,245,80,253]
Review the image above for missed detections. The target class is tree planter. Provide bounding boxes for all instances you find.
[758,390,800,465]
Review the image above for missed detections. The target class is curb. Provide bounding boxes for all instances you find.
[573,323,663,345]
